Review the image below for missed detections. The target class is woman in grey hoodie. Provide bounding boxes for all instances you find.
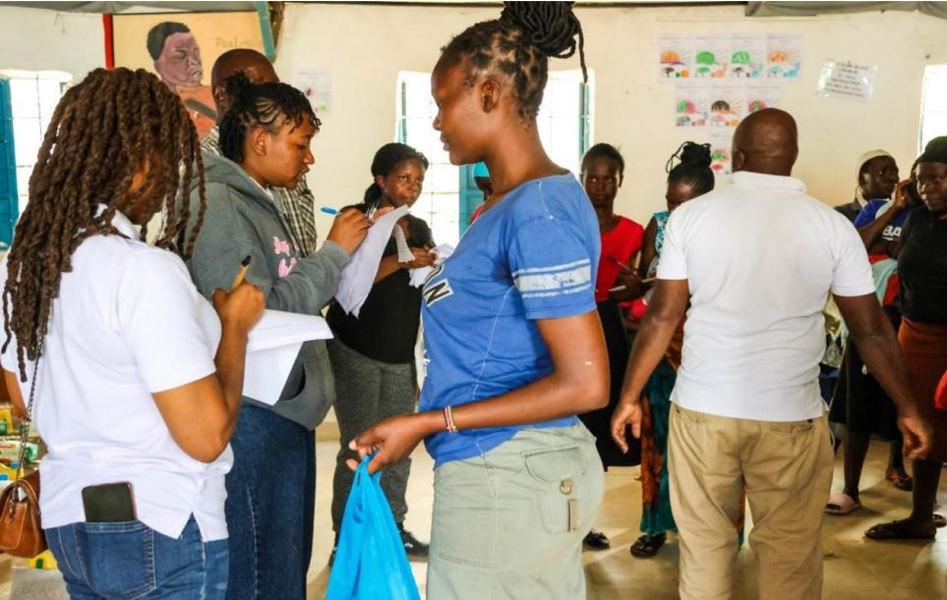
[185,74,368,600]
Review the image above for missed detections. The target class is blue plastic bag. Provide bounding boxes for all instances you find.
[326,457,421,600]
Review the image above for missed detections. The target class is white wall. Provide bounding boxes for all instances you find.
[275,3,947,233]
[0,2,944,231]
[0,6,104,82]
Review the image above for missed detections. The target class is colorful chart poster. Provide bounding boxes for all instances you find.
[707,83,744,127]
[728,33,767,78]
[745,81,782,113]
[293,69,332,114]
[709,131,733,176]
[692,34,730,79]
[675,82,709,127]
[767,33,803,78]
[659,34,695,80]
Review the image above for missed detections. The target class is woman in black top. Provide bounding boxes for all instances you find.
[326,143,435,560]
[867,136,947,541]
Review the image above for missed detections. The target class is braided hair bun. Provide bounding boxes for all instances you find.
[499,2,585,76]
[666,142,715,196]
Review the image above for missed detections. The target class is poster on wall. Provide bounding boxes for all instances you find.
[745,81,782,113]
[659,34,695,80]
[728,33,767,78]
[707,83,744,126]
[708,131,733,176]
[816,61,877,101]
[692,34,730,79]
[293,69,332,115]
[674,82,708,127]
[766,33,802,78]
[112,12,265,139]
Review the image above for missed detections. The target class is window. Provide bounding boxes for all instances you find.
[396,69,593,244]
[397,71,461,246]
[919,65,947,152]
[0,70,72,247]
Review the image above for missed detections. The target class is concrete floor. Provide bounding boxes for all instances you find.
[307,428,947,599]
[0,429,942,599]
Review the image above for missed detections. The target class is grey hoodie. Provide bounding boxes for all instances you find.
[186,151,350,430]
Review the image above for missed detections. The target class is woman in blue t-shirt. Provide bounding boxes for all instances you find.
[348,3,608,598]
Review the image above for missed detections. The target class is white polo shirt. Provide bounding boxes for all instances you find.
[0,208,230,541]
[657,171,875,421]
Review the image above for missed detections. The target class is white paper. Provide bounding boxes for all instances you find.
[393,225,415,262]
[817,61,876,101]
[335,205,410,316]
[293,69,332,114]
[410,243,455,288]
[243,310,333,406]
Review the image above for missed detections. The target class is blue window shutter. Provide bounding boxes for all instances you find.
[457,164,482,236]
[397,80,407,144]
[579,80,591,158]
[0,79,18,249]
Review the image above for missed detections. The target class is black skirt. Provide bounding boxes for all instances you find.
[828,343,899,441]
[579,301,642,468]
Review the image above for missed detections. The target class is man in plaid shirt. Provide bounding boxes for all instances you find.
[203,48,319,256]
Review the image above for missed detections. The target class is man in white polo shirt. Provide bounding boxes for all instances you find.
[611,109,930,600]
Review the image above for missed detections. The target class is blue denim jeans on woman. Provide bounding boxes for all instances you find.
[224,404,316,600]
[46,515,228,599]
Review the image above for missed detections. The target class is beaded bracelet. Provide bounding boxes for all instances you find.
[443,406,458,433]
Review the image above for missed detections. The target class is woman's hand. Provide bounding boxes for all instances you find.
[212,283,266,333]
[402,248,436,269]
[609,269,647,302]
[326,208,371,254]
[347,412,441,474]
[892,179,912,212]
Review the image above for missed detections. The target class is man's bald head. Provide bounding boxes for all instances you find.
[732,108,799,176]
[210,49,278,123]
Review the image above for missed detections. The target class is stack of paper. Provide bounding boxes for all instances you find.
[243,309,334,406]
[410,243,455,288]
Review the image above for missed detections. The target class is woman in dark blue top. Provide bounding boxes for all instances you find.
[348,3,609,598]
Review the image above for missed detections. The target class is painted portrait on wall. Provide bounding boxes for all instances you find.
[112,12,265,139]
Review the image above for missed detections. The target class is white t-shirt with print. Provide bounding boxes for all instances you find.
[0,209,229,541]
[657,171,875,421]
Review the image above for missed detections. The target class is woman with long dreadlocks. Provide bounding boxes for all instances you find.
[0,68,264,598]
[348,3,607,597]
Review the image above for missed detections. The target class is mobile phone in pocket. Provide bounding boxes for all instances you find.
[81,482,136,523]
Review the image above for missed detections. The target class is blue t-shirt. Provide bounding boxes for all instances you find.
[419,173,601,467]
[853,199,907,242]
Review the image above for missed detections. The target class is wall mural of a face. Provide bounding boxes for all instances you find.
[155,31,203,89]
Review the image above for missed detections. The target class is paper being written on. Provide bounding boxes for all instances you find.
[410,243,455,288]
[243,309,333,406]
[334,204,410,317]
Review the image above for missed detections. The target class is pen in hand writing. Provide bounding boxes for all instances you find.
[230,255,252,292]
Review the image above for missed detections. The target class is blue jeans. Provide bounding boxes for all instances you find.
[225,404,316,600]
[46,515,228,599]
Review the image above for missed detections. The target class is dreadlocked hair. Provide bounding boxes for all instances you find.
[1,67,205,380]
[440,1,586,121]
[581,143,625,178]
[666,142,715,196]
[364,143,430,208]
[219,72,320,165]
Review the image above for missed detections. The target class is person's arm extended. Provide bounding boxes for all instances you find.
[834,293,931,459]
[374,248,435,284]
[638,218,658,279]
[190,188,368,314]
[610,279,689,451]
[857,181,909,253]
[349,310,609,473]
[152,284,264,463]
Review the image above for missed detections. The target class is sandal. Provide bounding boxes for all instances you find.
[825,492,861,515]
[630,532,666,558]
[934,513,946,529]
[886,471,914,492]
[866,519,936,541]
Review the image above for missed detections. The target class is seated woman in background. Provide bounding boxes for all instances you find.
[0,67,264,598]
[578,142,644,550]
[326,142,435,563]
